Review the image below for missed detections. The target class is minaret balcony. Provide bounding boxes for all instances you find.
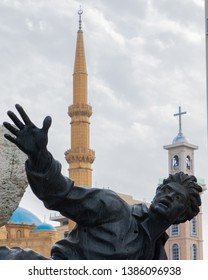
[65,147,95,164]
[68,104,92,118]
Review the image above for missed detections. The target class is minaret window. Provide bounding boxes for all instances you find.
[171,243,180,260]
[191,216,198,236]
[186,155,191,170]
[191,244,198,260]
[173,155,179,170]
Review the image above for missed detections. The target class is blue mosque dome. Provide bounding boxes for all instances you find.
[8,207,42,225]
[34,223,56,231]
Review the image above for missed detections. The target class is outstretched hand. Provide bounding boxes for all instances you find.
[3,104,52,159]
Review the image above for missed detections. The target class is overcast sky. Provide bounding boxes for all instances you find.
[0,0,208,258]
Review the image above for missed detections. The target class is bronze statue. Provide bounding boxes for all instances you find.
[0,104,202,260]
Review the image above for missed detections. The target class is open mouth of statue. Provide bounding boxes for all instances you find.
[158,199,170,209]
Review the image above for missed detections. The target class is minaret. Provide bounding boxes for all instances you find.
[163,107,204,260]
[65,9,95,187]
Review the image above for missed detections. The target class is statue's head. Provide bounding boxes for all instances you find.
[150,172,202,224]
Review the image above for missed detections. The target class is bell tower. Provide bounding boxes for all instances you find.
[164,107,198,175]
[163,107,204,260]
[65,9,95,187]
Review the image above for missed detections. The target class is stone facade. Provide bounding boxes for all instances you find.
[0,125,28,227]
[0,223,61,257]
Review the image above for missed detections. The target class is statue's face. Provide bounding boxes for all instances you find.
[150,182,189,224]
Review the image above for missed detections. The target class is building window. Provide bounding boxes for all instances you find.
[191,244,198,260]
[186,155,191,170]
[171,244,180,260]
[191,216,198,236]
[170,224,180,236]
[173,155,179,170]
[62,220,69,226]
[16,230,22,239]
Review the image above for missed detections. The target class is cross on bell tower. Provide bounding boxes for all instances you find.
[173,106,186,136]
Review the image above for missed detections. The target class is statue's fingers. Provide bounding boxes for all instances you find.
[4,134,17,145]
[42,116,52,133]
[7,111,24,130]
[3,122,20,137]
[15,104,32,125]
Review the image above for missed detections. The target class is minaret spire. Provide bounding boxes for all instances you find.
[65,11,95,188]
[78,7,83,31]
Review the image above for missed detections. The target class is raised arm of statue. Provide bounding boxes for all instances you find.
[25,156,129,227]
